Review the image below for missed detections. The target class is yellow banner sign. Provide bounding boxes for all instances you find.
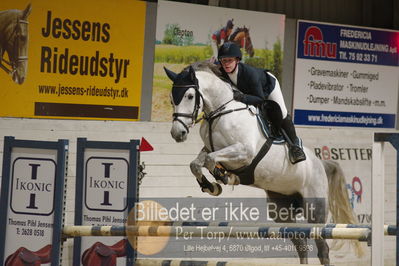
[0,0,145,120]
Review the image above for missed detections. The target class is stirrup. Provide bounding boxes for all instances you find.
[289,145,306,164]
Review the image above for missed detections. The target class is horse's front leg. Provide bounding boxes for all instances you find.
[204,143,251,170]
[190,147,222,196]
[204,143,251,183]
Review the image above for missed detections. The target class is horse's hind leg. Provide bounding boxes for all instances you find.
[304,197,330,265]
[266,191,308,264]
[314,239,329,265]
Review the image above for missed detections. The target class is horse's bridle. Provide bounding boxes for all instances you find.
[0,17,29,76]
[172,82,204,133]
[172,79,248,152]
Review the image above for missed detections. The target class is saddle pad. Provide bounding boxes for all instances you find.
[256,112,285,144]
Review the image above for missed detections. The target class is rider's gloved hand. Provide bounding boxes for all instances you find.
[233,90,245,102]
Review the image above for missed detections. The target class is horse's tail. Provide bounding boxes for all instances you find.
[323,160,357,224]
[322,160,364,257]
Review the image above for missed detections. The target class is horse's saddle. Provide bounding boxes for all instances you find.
[5,245,52,265]
[95,244,116,257]
[18,249,41,264]
[256,113,285,144]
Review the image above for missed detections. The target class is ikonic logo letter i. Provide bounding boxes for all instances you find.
[11,158,56,215]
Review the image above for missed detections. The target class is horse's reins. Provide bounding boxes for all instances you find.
[172,78,248,152]
[0,18,29,76]
[202,97,248,152]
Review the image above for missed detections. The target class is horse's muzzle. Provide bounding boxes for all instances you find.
[170,122,188,142]
[170,129,187,142]
[13,72,24,84]
[171,117,191,142]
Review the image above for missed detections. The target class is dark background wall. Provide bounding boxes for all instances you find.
[181,0,399,30]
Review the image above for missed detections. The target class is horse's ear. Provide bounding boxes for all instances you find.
[22,3,32,19]
[164,67,177,82]
[188,66,196,81]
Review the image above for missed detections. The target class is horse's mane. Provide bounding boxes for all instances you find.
[183,61,229,83]
[229,28,240,41]
[0,10,23,30]
[229,27,248,41]
[0,9,21,17]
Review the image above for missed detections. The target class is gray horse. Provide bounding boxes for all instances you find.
[165,61,363,264]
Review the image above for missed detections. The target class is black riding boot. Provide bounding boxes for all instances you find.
[281,115,306,164]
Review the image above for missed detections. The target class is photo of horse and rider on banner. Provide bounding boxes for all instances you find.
[152,0,285,121]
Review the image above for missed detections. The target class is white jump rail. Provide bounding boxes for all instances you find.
[373,132,399,266]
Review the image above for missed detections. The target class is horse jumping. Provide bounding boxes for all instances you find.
[229,26,254,58]
[164,61,362,264]
[0,3,31,84]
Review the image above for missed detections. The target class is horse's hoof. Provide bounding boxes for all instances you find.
[216,176,229,185]
[202,183,222,196]
[212,182,222,196]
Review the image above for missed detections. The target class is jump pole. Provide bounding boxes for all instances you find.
[373,132,399,266]
[63,225,375,241]
[110,221,397,231]
[135,259,322,266]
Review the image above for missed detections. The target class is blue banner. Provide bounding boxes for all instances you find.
[297,21,399,66]
[294,109,396,128]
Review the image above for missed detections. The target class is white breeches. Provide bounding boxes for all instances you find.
[266,72,288,119]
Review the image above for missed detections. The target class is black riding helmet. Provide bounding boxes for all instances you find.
[218,42,242,60]
[226,19,234,29]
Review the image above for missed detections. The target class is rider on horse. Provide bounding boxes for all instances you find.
[210,19,234,63]
[217,42,306,164]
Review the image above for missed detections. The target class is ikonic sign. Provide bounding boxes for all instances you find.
[73,139,140,265]
[11,158,56,215]
[0,138,67,265]
[85,157,128,212]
